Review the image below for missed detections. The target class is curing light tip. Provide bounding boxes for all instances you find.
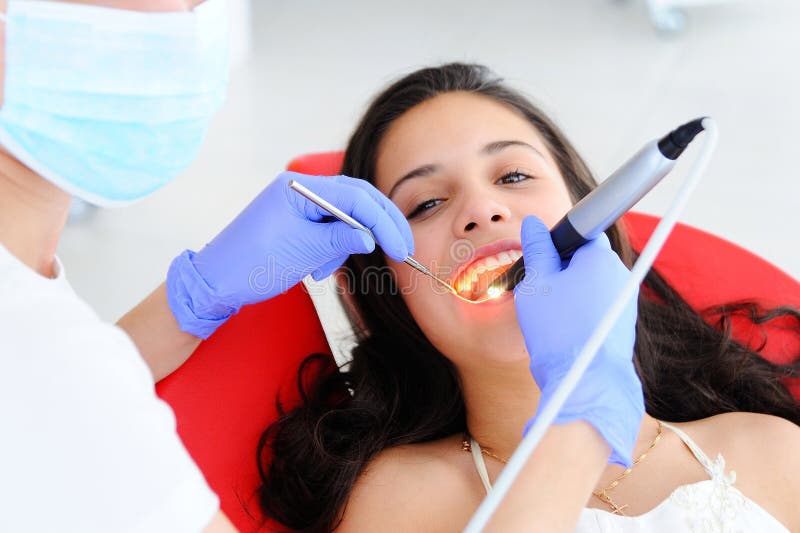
[486,286,505,300]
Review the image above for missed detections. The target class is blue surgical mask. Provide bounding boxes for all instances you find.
[0,0,228,207]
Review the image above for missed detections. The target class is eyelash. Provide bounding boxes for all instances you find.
[497,169,533,185]
[405,170,534,219]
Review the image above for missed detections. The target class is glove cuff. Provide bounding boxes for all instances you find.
[524,381,643,468]
[522,410,631,468]
[166,250,240,339]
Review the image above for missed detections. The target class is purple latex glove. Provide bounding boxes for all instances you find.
[514,215,644,467]
[167,172,414,339]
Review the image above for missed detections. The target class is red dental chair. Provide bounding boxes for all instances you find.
[155,152,800,532]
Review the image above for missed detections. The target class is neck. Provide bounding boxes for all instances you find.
[459,357,540,461]
[0,148,71,278]
[459,356,660,471]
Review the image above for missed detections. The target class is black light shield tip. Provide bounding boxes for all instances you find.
[657,117,706,160]
[491,214,582,294]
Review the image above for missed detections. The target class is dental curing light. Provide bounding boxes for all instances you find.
[464,117,717,532]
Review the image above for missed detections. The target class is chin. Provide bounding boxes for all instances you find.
[456,311,528,362]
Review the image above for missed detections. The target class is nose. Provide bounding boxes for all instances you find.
[453,189,513,237]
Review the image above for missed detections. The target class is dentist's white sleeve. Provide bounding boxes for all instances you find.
[0,244,219,533]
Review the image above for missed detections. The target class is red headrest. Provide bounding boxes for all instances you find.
[157,152,799,532]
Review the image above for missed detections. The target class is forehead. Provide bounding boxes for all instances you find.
[375,91,555,193]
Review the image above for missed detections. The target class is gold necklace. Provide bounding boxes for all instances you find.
[592,420,663,515]
[462,420,664,516]
[461,435,509,464]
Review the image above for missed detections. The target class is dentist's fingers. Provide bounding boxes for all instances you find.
[519,215,562,281]
[567,232,615,270]
[335,176,416,255]
[312,257,345,282]
[287,174,411,262]
[312,224,375,281]
[327,222,376,257]
[343,190,410,262]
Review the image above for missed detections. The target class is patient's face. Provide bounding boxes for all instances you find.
[374,92,573,368]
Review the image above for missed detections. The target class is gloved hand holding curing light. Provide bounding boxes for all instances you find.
[167,172,414,339]
[514,215,644,467]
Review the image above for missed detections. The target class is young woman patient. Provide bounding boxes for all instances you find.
[258,63,800,531]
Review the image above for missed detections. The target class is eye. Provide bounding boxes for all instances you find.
[497,170,533,185]
[407,198,444,220]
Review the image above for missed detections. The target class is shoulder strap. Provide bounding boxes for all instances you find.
[470,438,493,494]
[660,420,734,483]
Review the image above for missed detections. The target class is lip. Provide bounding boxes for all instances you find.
[449,238,522,286]
[469,287,515,306]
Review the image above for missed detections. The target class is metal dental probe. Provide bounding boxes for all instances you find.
[288,179,462,297]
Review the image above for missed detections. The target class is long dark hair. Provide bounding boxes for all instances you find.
[258,63,800,532]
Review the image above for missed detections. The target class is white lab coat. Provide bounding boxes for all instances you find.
[0,243,218,532]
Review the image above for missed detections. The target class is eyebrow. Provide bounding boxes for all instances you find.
[387,139,546,199]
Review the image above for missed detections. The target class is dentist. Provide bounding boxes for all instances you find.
[0,1,646,532]
[0,1,413,532]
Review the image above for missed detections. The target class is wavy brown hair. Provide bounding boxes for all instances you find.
[257,63,800,532]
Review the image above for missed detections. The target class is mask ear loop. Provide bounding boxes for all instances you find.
[463,117,719,533]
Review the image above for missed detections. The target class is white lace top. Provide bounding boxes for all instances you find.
[469,421,790,532]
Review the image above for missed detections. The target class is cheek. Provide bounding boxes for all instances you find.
[516,182,574,229]
[404,298,467,368]
[390,257,460,349]
[391,257,453,320]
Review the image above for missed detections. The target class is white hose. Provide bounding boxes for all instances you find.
[463,118,719,532]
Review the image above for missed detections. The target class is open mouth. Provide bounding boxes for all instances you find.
[453,249,522,301]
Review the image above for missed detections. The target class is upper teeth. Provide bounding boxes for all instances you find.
[456,250,522,291]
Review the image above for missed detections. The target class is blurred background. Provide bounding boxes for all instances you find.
[59,0,800,324]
